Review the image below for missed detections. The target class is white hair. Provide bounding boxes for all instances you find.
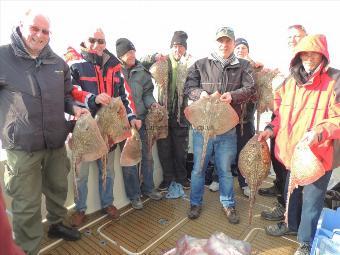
[20,9,51,27]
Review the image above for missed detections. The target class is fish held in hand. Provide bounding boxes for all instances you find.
[120,128,142,167]
[69,113,108,198]
[145,105,168,152]
[96,97,131,145]
[239,134,271,224]
[285,140,325,223]
[96,97,132,190]
[184,92,239,172]
[150,60,169,107]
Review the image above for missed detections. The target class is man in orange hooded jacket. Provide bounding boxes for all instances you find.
[258,34,340,255]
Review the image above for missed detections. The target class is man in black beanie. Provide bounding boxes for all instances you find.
[234,38,249,59]
[170,31,188,50]
[115,37,163,209]
[141,30,193,191]
[116,38,136,59]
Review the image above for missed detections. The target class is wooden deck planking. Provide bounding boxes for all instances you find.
[40,178,298,255]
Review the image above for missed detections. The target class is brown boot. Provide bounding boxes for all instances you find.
[223,206,240,224]
[188,205,202,219]
[102,205,120,219]
[71,211,87,227]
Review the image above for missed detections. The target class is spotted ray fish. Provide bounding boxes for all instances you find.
[120,128,142,167]
[184,93,239,172]
[254,68,280,132]
[145,105,168,152]
[96,97,131,190]
[150,60,169,108]
[286,140,325,223]
[238,134,271,224]
[69,113,108,199]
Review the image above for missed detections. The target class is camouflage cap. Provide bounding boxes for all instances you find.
[216,27,235,41]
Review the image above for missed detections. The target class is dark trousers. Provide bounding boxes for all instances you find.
[270,136,288,206]
[284,171,303,232]
[157,117,189,183]
[270,113,288,206]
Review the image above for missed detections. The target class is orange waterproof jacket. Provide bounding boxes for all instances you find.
[271,34,340,171]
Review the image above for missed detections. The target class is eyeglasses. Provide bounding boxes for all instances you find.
[88,37,106,44]
[29,25,50,36]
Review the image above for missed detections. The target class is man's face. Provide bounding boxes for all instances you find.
[84,30,106,56]
[120,50,136,68]
[288,28,306,50]
[234,44,249,59]
[300,51,323,73]
[20,14,50,56]
[171,44,186,61]
[216,36,235,59]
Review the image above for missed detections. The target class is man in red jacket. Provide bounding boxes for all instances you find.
[258,34,340,255]
[68,28,141,227]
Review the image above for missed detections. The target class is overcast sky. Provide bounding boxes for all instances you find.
[1,0,340,72]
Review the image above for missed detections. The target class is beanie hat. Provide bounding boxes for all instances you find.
[235,38,249,52]
[116,38,136,58]
[170,31,188,49]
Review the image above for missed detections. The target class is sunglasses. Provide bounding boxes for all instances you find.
[88,37,106,44]
[29,25,50,36]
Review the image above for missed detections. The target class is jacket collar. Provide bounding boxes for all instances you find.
[208,53,239,66]
[291,61,325,87]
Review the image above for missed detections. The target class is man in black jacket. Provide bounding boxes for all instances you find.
[0,10,85,255]
[184,27,256,224]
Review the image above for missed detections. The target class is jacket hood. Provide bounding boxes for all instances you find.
[290,34,330,68]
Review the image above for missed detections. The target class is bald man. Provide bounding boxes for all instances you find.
[0,10,83,254]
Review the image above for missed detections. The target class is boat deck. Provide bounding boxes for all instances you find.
[39,179,298,255]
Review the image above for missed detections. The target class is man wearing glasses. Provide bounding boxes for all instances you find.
[68,28,141,227]
[184,27,256,224]
[0,10,84,254]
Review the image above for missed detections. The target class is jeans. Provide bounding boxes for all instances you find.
[235,122,255,188]
[75,153,114,212]
[190,128,237,208]
[284,171,332,243]
[121,124,155,200]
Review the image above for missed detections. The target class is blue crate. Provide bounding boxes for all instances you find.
[318,236,340,254]
[311,207,340,255]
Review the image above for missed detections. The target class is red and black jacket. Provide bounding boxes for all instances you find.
[70,49,136,121]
